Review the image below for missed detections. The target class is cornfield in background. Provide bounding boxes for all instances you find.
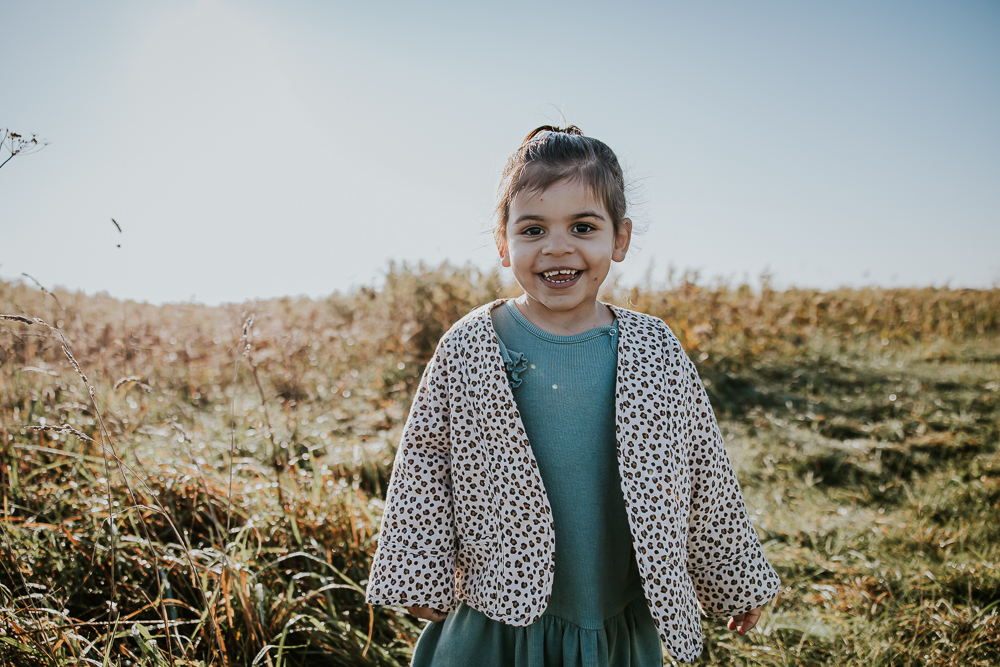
[1,263,997,666]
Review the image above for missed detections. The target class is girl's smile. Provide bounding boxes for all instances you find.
[500,178,631,335]
[539,268,581,286]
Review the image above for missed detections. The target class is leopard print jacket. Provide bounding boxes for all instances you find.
[365,300,781,662]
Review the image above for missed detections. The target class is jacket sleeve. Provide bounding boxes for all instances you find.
[365,333,458,611]
[680,353,781,618]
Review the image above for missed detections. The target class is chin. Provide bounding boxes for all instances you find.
[537,295,591,311]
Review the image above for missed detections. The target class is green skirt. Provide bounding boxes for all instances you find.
[410,597,662,667]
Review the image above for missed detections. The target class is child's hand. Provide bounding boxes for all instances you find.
[407,605,448,622]
[727,607,762,635]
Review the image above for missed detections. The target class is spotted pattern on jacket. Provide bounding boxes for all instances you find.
[366,300,781,662]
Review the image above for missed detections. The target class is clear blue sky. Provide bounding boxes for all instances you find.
[2,0,998,304]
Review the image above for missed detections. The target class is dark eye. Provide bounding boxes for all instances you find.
[571,222,595,234]
[522,226,544,237]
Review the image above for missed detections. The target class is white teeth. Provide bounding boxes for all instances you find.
[541,269,580,283]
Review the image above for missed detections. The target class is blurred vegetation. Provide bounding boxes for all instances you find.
[0,263,997,666]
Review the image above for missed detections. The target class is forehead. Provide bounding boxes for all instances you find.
[510,178,607,218]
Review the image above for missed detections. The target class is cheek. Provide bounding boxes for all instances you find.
[509,245,534,267]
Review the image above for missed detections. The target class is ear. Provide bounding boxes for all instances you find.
[497,239,511,268]
[612,218,632,263]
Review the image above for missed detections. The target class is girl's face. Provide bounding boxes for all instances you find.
[500,178,631,328]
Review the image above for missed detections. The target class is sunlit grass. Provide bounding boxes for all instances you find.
[1,265,997,665]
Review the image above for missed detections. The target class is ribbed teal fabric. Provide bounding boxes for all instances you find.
[411,301,662,667]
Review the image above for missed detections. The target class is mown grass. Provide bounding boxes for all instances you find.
[0,264,997,666]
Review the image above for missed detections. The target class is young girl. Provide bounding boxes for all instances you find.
[366,126,781,665]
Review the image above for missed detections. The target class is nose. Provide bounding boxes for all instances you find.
[541,228,574,256]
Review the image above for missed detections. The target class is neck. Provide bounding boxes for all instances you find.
[511,296,614,336]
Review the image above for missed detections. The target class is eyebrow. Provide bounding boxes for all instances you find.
[511,210,608,225]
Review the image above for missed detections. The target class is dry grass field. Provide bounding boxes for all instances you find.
[1,264,998,666]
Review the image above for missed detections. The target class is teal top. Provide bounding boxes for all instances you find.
[411,301,662,667]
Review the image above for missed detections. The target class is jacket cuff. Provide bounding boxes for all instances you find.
[689,546,781,619]
[364,544,458,612]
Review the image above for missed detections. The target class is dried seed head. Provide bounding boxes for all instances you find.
[113,377,152,393]
[61,345,88,383]
[113,375,143,390]
[26,424,96,443]
[240,314,255,340]
[4,312,95,389]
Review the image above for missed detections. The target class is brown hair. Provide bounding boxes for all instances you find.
[494,125,628,251]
